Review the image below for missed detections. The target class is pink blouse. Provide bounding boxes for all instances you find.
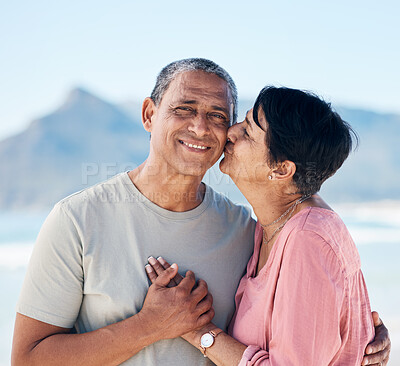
[229,207,374,365]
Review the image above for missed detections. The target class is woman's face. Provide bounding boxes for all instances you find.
[219,108,271,184]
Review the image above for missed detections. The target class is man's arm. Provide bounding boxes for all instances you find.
[12,312,154,366]
[12,264,214,366]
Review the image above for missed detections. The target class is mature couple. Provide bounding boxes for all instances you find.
[12,58,390,365]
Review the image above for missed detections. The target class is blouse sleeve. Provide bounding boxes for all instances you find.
[238,229,346,365]
[238,345,270,365]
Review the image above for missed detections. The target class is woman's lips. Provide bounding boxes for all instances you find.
[223,142,234,155]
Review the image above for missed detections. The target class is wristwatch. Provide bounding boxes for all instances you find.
[200,329,223,357]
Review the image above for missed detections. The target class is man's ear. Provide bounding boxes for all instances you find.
[272,160,296,181]
[142,97,157,133]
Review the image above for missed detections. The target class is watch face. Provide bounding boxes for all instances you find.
[200,333,214,348]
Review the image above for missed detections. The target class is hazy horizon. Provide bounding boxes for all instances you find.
[1,0,399,140]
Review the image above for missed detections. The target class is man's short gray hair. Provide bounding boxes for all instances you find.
[150,58,238,124]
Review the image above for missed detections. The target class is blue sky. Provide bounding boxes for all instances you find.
[1,0,399,139]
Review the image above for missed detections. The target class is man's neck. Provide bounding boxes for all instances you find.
[128,162,206,212]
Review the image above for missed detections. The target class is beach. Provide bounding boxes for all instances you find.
[1,202,399,365]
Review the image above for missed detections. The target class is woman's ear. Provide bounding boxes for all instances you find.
[272,160,296,181]
[142,97,157,133]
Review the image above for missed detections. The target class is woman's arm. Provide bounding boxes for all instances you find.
[146,256,391,366]
[146,257,261,365]
[180,324,248,366]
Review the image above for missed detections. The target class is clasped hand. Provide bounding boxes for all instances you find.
[140,256,214,341]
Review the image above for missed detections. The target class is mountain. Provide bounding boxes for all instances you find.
[0,89,399,211]
[0,88,149,210]
[320,107,400,202]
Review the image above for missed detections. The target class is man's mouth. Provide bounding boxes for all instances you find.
[179,140,210,151]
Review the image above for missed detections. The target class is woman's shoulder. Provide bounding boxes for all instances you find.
[284,207,361,278]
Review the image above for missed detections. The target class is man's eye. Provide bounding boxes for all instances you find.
[209,113,228,124]
[174,106,194,114]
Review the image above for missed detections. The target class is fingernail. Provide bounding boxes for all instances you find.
[156,256,163,261]
[148,256,156,265]
[145,264,152,273]
[171,263,177,269]
[366,346,372,354]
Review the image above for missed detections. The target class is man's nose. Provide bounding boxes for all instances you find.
[188,113,210,136]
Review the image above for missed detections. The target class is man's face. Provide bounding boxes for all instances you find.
[147,71,233,178]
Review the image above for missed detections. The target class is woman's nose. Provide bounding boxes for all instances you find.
[226,121,243,143]
[226,127,236,143]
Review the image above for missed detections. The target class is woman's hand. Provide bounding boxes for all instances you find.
[141,260,215,340]
[145,257,217,342]
[361,311,391,365]
[145,256,184,287]
[145,256,215,334]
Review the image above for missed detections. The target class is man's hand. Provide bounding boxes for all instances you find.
[140,261,214,341]
[362,311,391,365]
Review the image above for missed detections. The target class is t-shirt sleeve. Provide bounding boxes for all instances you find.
[238,229,346,365]
[16,202,84,328]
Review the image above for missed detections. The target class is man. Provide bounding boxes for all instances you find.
[12,58,390,365]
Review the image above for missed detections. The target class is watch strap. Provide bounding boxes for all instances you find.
[200,329,223,357]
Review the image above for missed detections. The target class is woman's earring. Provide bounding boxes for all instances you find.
[268,175,273,180]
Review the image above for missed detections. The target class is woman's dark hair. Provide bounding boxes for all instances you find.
[253,86,358,195]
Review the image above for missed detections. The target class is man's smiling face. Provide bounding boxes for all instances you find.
[146,70,233,178]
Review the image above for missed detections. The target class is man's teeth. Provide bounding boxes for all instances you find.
[181,141,208,150]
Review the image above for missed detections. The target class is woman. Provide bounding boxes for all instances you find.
[146,87,389,365]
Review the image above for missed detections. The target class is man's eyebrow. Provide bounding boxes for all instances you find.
[174,100,197,105]
[212,105,229,114]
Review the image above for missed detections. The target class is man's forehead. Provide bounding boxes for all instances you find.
[169,71,232,104]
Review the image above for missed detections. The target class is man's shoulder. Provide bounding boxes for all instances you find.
[205,184,254,223]
[56,172,129,211]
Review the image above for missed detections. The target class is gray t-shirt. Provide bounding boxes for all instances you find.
[17,172,255,365]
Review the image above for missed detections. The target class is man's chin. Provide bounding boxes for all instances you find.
[177,163,210,179]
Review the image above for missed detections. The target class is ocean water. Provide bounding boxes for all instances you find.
[1,204,399,365]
